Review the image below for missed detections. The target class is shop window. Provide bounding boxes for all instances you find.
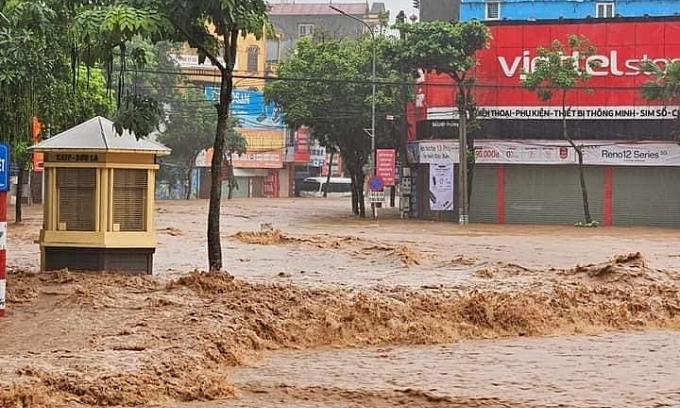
[596,2,614,18]
[113,169,147,231]
[485,2,500,20]
[246,45,259,72]
[57,168,96,231]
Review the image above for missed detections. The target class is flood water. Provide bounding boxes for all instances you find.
[5,198,680,407]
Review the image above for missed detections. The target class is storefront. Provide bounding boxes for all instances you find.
[404,18,680,226]
[194,128,290,199]
[405,139,680,227]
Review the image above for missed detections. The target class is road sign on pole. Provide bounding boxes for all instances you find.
[367,175,384,192]
[0,143,9,317]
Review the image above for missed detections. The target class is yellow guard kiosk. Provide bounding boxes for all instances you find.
[30,116,170,274]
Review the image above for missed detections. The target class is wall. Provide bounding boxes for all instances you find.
[420,0,460,22]
[175,31,270,90]
[271,15,365,44]
[460,0,680,22]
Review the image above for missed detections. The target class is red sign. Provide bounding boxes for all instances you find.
[420,19,680,120]
[376,149,396,186]
[294,126,311,163]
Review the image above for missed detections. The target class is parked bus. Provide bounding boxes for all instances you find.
[298,177,352,198]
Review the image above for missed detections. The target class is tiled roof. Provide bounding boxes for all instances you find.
[269,3,368,16]
[30,116,171,154]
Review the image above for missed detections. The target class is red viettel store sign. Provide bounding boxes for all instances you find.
[418,19,680,121]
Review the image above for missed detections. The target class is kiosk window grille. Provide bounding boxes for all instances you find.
[57,168,96,231]
[113,169,147,231]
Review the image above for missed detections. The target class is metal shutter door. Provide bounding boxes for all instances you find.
[113,169,147,231]
[57,168,97,231]
[612,167,680,227]
[505,165,604,225]
[470,164,498,223]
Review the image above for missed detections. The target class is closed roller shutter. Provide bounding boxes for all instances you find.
[470,164,498,223]
[113,169,147,231]
[505,165,604,225]
[612,167,680,227]
[221,177,249,198]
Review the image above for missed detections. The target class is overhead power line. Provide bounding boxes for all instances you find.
[131,68,661,90]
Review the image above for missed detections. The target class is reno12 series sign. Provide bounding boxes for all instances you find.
[419,18,680,121]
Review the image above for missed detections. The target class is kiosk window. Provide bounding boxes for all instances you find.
[57,168,96,231]
[113,169,147,231]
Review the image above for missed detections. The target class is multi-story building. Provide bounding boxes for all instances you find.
[405,16,680,226]
[173,31,290,199]
[419,0,680,23]
[460,0,680,22]
[267,2,386,193]
[268,2,386,60]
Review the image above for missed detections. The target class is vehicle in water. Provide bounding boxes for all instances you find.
[298,177,352,198]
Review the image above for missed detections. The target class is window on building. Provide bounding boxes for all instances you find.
[298,23,314,38]
[57,168,96,231]
[246,45,259,72]
[485,2,501,20]
[596,2,615,18]
[113,169,147,232]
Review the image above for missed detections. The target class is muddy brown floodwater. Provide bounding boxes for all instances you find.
[2,198,680,408]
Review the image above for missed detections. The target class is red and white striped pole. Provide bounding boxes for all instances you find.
[0,143,9,318]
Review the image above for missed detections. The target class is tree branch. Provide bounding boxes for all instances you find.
[170,19,225,73]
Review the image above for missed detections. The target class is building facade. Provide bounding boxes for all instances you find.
[405,17,680,226]
[269,2,386,59]
[460,0,680,22]
[173,30,292,199]
[418,0,460,22]
[268,2,385,192]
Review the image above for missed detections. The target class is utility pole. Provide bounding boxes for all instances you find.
[458,92,469,225]
[330,5,378,219]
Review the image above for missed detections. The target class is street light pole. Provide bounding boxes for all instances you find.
[330,5,378,219]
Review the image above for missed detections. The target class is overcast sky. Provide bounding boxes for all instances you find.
[270,0,420,23]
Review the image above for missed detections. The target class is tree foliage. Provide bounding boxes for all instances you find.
[0,0,113,222]
[73,0,272,271]
[157,85,216,199]
[521,36,598,102]
[641,60,680,139]
[388,20,491,219]
[390,20,490,82]
[265,36,405,217]
[521,35,599,225]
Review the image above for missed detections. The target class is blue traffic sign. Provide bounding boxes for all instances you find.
[368,175,384,192]
[0,144,9,193]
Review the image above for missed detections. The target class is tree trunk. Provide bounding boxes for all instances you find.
[562,92,592,224]
[389,185,396,207]
[357,169,366,218]
[576,147,592,224]
[323,150,334,198]
[207,73,233,272]
[15,167,24,223]
[227,160,235,200]
[185,165,193,200]
[351,180,359,214]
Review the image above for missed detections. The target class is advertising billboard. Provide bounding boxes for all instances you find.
[420,18,680,120]
[204,87,284,129]
[196,129,284,169]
